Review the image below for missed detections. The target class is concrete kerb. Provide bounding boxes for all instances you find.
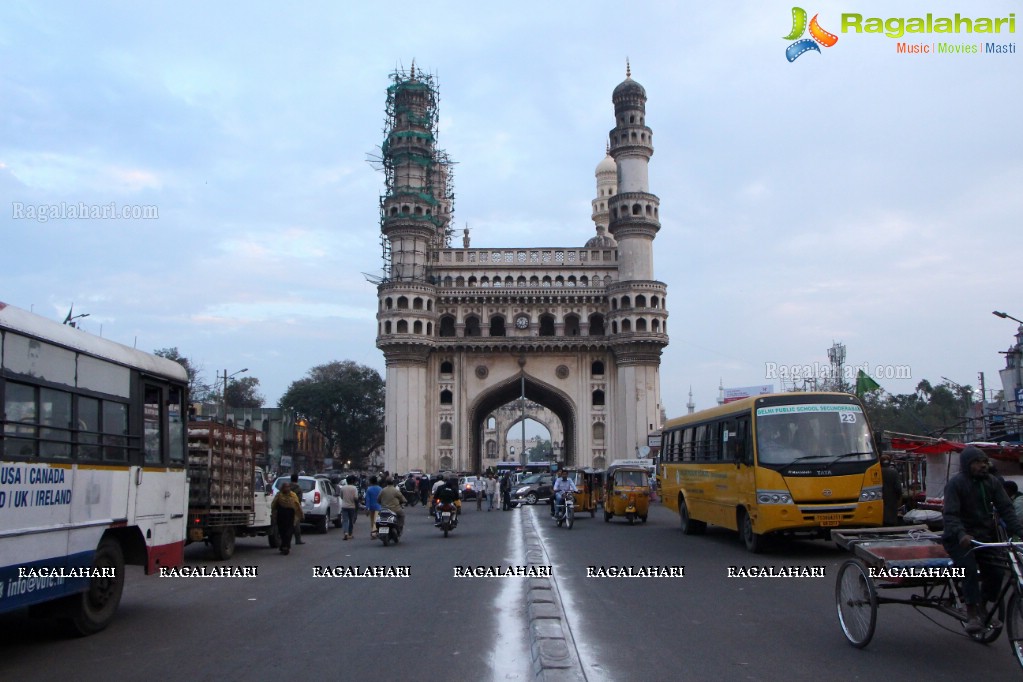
[521,508,587,682]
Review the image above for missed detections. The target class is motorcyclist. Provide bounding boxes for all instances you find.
[378,477,406,534]
[551,470,578,517]
[434,478,460,525]
[430,475,447,515]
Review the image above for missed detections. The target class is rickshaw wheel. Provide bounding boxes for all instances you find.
[627,514,635,525]
[835,558,878,648]
[590,508,595,518]
[640,515,647,523]
[604,511,612,523]
[1008,593,1023,668]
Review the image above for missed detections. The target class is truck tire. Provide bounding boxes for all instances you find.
[211,527,236,560]
[67,538,125,636]
[268,524,280,548]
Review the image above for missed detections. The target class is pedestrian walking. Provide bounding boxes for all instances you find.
[419,474,430,506]
[500,473,512,511]
[271,482,303,555]
[340,475,359,540]
[485,473,498,511]
[880,453,903,526]
[289,472,305,544]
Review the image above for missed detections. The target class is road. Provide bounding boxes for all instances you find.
[1,499,1020,681]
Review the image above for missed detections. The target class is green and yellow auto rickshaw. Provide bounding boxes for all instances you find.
[603,465,650,524]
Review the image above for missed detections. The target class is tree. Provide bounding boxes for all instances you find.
[279,361,384,468]
[862,377,977,441]
[154,347,213,402]
[225,376,264,408]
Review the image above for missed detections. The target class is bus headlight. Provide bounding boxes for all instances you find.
[860,486,883,502]
[756,490,792,505]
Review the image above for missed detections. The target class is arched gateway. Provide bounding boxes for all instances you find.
[374,63,669,474]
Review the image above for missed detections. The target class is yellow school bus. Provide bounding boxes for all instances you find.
[659,392,882,552]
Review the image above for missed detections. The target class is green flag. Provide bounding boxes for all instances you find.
[855,369,881,397]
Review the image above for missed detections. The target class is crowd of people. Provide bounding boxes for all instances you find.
[268,469,523,551]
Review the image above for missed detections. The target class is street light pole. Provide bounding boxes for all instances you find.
[520,373,527,469]
[993,311,1023,419]
[993,310,1023,325]
[221,368,248,425]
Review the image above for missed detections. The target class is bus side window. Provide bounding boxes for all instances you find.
[143,385,163,465]
[76,396,98,460]
[4,382,38,458]
[721,419,736,462]
[736,416,752,465]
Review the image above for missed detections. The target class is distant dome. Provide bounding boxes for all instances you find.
[585,235,613,248]
[612,76,646,100]
[585,225,617,248]
[595,153,616,175]
[585,233,617,248]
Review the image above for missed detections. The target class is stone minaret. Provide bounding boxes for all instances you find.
[607,62,669,456]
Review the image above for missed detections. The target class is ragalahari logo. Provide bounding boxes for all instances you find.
[784,7,839,61]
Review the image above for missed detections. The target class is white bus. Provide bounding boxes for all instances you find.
[0,301,189,634]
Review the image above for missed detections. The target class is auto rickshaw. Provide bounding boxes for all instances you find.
[558,468,602,518]
[603,465,650,524]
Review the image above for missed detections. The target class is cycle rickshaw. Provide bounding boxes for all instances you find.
[833,525,1023,670]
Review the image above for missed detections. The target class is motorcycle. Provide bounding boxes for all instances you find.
[401,487,420,507]
[435,500,458,537]
[553,491,575,529]
[376,508,402,546]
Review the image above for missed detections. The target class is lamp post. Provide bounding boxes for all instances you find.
[221,368,248,425]
[519,372,527,469]
[993,311,1023,417]
[993,310,1023,325]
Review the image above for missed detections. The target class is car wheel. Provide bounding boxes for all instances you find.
[526,493,538,505]
[318,513,329,534]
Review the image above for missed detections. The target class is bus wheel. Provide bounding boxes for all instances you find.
[68,539,125,636]
[738,508,766,554]
[679,496,706,535]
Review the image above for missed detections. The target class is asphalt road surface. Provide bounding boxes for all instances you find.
[2,500,1020,681]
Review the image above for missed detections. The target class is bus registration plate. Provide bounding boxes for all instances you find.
[816,514,842,527]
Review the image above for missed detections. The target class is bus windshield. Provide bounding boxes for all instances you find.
[755,403,875,467]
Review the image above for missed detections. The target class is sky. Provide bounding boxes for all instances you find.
[1,0,1021,420]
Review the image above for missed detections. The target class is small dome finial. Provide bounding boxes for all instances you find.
[410,60,416,80]
[626,58,631,78]
[605,141,610,155]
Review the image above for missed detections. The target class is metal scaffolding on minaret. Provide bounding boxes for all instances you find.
[369,63,455,284]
